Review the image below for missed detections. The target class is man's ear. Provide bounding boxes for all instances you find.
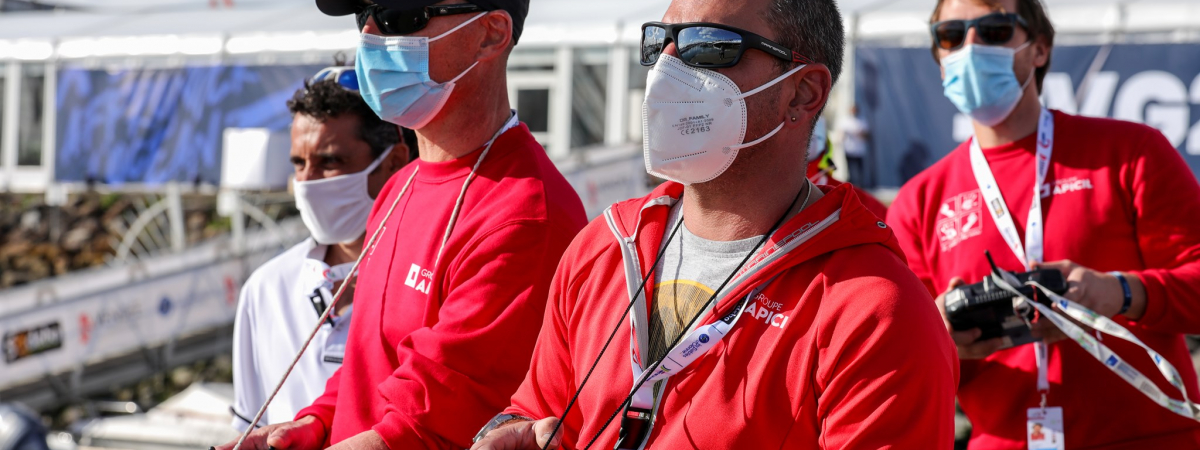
[1033,36,1050,69]
[476,10,513,62]
[784,64,832,130]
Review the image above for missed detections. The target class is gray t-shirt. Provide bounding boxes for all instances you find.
[645,204,762,364]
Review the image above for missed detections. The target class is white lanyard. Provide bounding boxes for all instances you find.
[993,273,1200,420]
[627,284,766,410]
[968,107,1053,269]
[969,107,1055,395]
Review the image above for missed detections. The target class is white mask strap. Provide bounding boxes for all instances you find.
[1019,65,1036,91]
[731,122,785,150]
[1014,40,1032,54]
[364,145,394,174]
[1015,41,1036,91]
[429,12,487,42]
[737,64,807,99]
[448,61,480,84]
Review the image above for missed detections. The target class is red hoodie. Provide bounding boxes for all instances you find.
[887,111,1200,449]
[503,182,959,449]
[296,123,587,449]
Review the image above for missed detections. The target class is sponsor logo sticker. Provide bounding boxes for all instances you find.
[4,322,63,363]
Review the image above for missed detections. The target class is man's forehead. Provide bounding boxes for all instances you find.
[291,116,357,152]
[661,0,773,37]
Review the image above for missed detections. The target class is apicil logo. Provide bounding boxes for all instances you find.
[680,340,705,358]
[698,334,709,344]
[1106,355,1120,367]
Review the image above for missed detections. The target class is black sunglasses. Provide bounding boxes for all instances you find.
[355,3,483,35]
[641,22,812,69]
[931,12,1028,51]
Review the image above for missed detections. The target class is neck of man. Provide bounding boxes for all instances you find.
[681,144,823,242]
[323,235,364,315]
[414,69,512,163]
[972,84,1042,148]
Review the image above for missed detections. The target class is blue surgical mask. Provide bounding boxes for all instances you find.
[355,13,484,129]
[941,42,1033,126]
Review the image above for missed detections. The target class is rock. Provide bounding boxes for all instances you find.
[19,210,41,230]
[169,367,195,388]
[0,240,32,260]
[61,226,92,252]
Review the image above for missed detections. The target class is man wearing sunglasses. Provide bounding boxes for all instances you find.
[888,0,1200,448]
[214,1,588,450]
[472,1,958,449]
[230,65,416,433]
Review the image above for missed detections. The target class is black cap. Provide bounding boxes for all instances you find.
[316,0,530,44]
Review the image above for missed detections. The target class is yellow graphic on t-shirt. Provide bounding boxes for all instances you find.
[646,279,715,364]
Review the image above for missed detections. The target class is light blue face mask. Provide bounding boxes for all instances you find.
[941,42,1033,126]
[355,13,485,129]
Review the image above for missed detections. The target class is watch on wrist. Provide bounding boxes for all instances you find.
[1109,271,1133,315]
[473,413,533,443]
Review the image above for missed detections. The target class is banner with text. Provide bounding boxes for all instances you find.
[55,64,321,185]
[854,42,1200,188]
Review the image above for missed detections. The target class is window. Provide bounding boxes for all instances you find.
[18,63,44,166]
[517,88,550,133]
[0,65,6,157]
[627,49,651,143]
[570,48,608,149]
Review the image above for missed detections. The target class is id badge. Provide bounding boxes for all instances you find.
[1027,407,1064,450]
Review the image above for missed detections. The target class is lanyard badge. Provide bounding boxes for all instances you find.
[308,287,337,327]
[970,108,1065,440]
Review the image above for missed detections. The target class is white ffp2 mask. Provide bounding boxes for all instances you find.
[294,146,392,245]
[642,54,806,185]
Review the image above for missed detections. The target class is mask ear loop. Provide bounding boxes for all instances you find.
[1013,41,1037,92]
[428,12,487,42]
[364,145,395,174]
[735,63,807,100]
[731,122,785,151]
[728,64,808,151]
[430,13,485,85]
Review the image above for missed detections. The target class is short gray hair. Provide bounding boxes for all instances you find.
[762,0,845,85]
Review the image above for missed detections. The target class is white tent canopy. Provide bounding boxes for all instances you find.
[848,0,1200,42]
[1,0,1197,59]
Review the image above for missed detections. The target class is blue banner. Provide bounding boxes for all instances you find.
[55,64,322,185]
[854,42,1200,188]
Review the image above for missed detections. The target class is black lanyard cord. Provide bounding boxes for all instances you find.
[581,181,810,450]
[539,216,685,450]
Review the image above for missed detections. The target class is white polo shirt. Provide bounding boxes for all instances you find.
[230,238,354,431]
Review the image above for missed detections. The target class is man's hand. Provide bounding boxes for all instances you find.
[327,430,385,450]
[213,416,326,450]
[471,417,562,450]
[1036,260,1147,320]
[935,277,1006,359]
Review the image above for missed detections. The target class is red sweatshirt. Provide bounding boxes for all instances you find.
[504,182,959,449]
[888,111,1200,449]
[296,123,587,449]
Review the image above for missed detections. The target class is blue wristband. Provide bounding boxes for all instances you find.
[1109,271,1132,315]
